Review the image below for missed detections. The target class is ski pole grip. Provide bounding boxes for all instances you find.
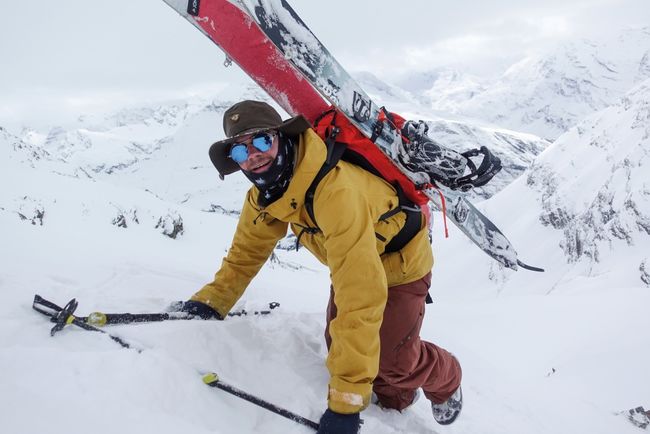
[87,312,108,327]
[203,373,220,384]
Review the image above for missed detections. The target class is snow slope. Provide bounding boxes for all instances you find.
[427,79,650,432]
[457,77,650,295]
[2,84,650,434]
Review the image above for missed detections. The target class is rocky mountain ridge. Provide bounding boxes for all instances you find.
[528,78,650,268]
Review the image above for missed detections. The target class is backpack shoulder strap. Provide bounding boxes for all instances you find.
[305,139,347,229]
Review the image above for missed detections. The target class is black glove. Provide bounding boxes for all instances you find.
[317,409,361,434]
[173,300,223,320]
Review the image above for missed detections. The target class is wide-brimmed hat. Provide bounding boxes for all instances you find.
[209,100,311,178]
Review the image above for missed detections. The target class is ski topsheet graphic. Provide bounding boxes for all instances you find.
[162,0,542,272]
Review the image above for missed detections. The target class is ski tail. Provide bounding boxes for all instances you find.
[516,260,545,272]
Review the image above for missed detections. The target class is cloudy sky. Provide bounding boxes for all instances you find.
[1,0,649,125]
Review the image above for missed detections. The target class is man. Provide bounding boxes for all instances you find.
[180,100,463,433]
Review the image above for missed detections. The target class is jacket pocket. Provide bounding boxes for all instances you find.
[382,251,405,284]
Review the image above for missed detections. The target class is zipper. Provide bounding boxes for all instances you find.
[393,307,424,352]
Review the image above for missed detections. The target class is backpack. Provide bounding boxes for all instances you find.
[300,108,430,255]
[305,108,435,304]
[311,108,430,208]
[306,106,505,239]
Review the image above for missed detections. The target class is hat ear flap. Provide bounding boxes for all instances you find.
[209,140,240,178]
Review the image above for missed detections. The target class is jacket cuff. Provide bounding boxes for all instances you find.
[327,377,371,414]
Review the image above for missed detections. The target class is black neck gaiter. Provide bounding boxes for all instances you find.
[241,133,296,207]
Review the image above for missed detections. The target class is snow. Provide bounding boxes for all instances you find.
[1,174,647,433]
[1,18,650,434]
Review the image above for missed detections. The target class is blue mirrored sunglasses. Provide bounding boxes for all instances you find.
[229,133,274,164]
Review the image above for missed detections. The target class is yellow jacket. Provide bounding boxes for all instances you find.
[192,128,433,413]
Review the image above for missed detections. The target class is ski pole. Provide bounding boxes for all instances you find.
[33,295,320,428]
[33,295,280,327]
[84,301,280,326]
[202,373,319,431]
[48,298,141,352]
[84,311,186,326]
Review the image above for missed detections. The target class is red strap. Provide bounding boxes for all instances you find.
[433,187,449,238]
[420,203,431,228]
[388,111,407,130]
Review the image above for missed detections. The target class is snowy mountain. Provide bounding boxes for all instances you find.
[418,79,650,433]
[410,27,650,140]
[527,77,650,276]
[394,67,486,109]
[10,85,278,211]
[431,77,650,295]
[13,81,549,202]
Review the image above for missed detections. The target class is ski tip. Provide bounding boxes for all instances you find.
[517,259,545,272]
[202,373,220,384]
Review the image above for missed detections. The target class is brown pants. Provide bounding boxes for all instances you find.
[325,272,462,411]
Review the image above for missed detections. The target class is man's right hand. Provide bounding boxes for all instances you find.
[170,300,223,320]
[316,409,361,434]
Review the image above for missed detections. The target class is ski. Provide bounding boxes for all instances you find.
[162,0,542,272]
[161,0,328,120]
[235,0,543,271]
[32,294,279,327]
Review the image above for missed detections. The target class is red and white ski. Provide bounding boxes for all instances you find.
[161,0,542,272]
[162,0,327,121]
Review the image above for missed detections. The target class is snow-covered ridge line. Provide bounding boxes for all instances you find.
[396,27,650,140]
[8,85,550,202]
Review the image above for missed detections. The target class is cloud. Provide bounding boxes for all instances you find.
[400,34,500,71]
[2,0,650,124]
